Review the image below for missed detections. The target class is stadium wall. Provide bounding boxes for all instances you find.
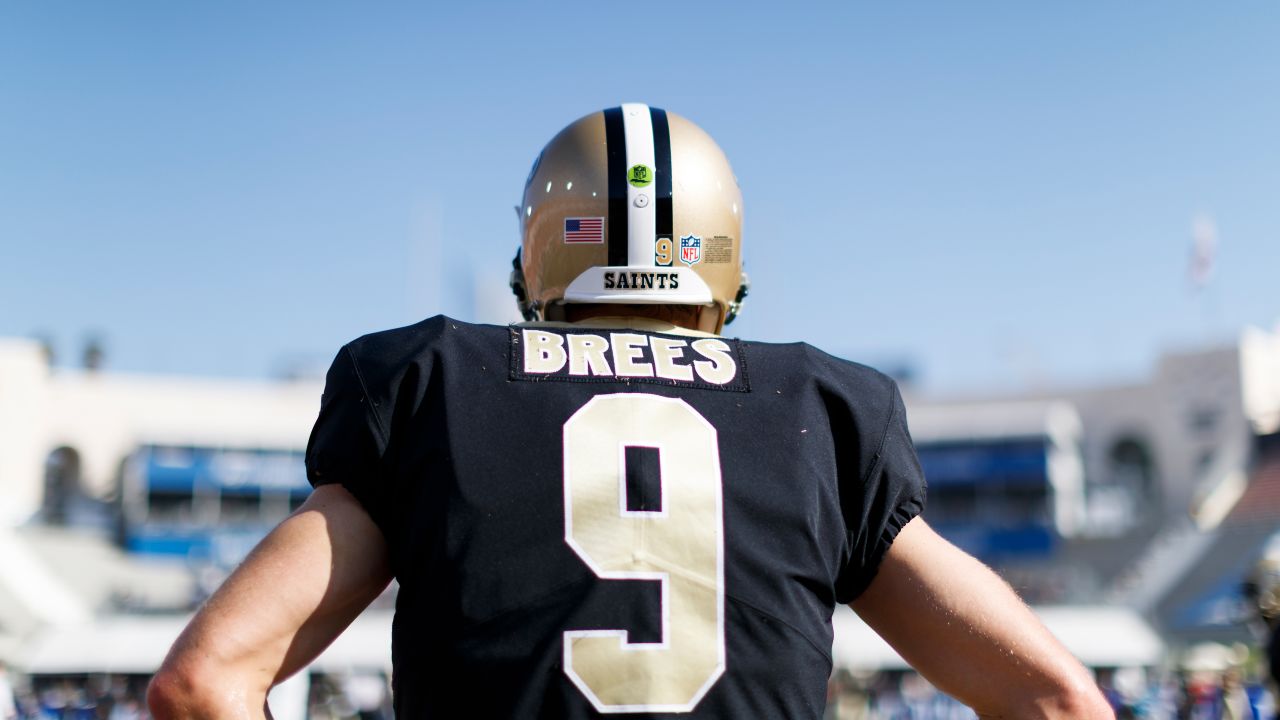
[0,341,321,525]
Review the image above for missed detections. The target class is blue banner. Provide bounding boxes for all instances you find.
[933,522,1056,559]
[916,439,1048,486]
[141,445,309,494]
[125,526,271,567]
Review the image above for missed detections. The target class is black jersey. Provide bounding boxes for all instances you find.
[305,316,926,718]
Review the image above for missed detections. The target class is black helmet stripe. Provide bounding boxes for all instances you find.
[651,107,673,244]
[603,106,628,267]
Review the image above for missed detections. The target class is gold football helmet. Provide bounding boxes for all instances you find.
[511,104,748,333]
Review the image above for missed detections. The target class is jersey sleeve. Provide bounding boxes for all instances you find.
[834,380,927,603]
[305,344,391,535]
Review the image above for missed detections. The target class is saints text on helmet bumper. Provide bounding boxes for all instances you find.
[563,266,713,305]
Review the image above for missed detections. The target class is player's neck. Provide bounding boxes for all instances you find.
[561,303,715,333]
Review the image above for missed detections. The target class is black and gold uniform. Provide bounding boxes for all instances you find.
[306,315,926,718]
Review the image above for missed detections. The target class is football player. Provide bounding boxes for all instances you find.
[149,105,1111,718]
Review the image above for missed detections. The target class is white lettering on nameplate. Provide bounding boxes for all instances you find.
[511,328,749,392]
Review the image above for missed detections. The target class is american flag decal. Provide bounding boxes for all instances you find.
[564,217,605,244]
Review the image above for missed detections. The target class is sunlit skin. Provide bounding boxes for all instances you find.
[147,485,391,720]
[853,519,1114,719]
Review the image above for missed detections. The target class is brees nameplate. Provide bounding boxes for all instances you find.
[509,328,750,392]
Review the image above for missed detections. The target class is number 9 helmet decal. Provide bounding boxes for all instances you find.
[511,104,749,334]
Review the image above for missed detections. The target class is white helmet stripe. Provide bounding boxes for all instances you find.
[620,103,658,267]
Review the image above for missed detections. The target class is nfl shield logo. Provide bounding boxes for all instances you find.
[679,235,702,266]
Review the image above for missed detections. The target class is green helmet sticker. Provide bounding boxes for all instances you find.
[627,164,654,188]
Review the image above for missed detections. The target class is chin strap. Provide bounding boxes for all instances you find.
[724,271,749,325]
[509,249,539,321]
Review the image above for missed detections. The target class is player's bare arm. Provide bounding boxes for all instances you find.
[852,517,1113,719]
[147,484,391,720]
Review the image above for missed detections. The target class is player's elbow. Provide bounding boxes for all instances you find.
[147,663,196,720]
[147,657,244,720]
[979,665,1112,720]
[1031,674,1114,720]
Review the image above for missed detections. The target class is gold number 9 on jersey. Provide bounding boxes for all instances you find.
[562,393,726,713]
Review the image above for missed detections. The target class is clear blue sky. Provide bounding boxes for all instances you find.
[3,2,1277,392]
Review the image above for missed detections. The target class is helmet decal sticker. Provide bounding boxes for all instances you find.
[680,235,703,266]
[564,217,605,244]
[655,236,674,266]
[627,164,654,187]
[703,236,734,264]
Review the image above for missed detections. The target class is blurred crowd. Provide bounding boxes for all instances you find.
[0,668,392,720]
[1,662,1277,720]
[825,667,1277,720]
[0,670,147,720]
